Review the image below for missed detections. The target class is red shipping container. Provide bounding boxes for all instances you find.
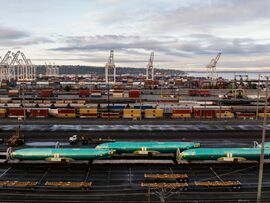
[194,109,215,118]
[129,90,141,98]
[8,108,26,117]
[173,109,192,114]
[236,112,255,118]
[58,109,76,114]
[30,109,49,118]
[40,89,53,97]
[8,90,19,97]
[79,90,90,97]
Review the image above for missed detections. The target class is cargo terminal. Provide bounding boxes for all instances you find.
[0,50,269,202]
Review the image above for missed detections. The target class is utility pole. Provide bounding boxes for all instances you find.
[257,76,269,202]
[107,82,110,120]
[256,74,261,120]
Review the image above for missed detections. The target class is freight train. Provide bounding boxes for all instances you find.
[7,141,199,162]
[0,103,268,119]
[5,141,270,162]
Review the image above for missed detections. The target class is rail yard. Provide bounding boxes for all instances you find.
[0,50,269,202]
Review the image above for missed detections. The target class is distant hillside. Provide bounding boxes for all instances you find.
[36,65,185,75]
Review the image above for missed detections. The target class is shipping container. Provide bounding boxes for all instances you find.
[107,104,126,111]
[79,89,90,97]
[123,109,141,119]
[193,106,232,119]
[134,104,154,110]
[79,108,98,118]
[8,89,19,97]
[145,109,164,118]
[30,109,49,118]
[100,112,120,119]
[48,109,58,117]
[0,108,6,117]
[258,113,270,118]
[0,88,8,94]
[129,90,141,98]
[77,100,86,104]
[57,108,76,118]
[8,108,26,118]
[172,109,192,118]
[113,90,123,98]
[215,112,235,119]
[91,90,102,97]
[40,89,53,97]
[236,112,256,119]
[0,97,11,103]
[56,100,65,104]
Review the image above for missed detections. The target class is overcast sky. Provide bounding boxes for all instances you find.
[0,0,270,71]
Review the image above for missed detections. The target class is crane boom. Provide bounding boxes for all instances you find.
[10,51,21,65]
[1,51,11,65]
[213,52,221,67]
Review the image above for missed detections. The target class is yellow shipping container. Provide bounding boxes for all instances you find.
[57,113,76,118]
[123,109,141,119]
[144,109,164,118]
[80,108,97,114]
[56,100,64,104]
[171,113,191,118]
[0,108,6,117]
[215,112,234,118]
[64,100,73,104]
[258,113,270,118]
[0,109,6,114]
[43,100,51,104]
[77,100,86,104]
[79,108,98,118]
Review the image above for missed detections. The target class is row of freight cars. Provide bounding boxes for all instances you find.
[3,89,142,98]
[0,106,269,119]
[8,141,270,162]
[3,88,213,98]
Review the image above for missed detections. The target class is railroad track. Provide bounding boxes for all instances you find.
[0,164,268,202]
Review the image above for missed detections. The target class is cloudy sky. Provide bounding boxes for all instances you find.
[0,0,270,71]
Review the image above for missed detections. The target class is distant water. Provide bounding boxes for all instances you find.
[186,72,270,80]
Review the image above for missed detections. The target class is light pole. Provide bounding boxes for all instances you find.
[256,74,261,120]
[257,76,269,202]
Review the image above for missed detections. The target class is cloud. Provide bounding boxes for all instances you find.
[77,0,270,36]
[139,0,270,33]
[49,34,270,57]
[0,25,54,47]
[0,26,29,40]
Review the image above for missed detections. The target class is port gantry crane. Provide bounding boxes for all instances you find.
[206,52,221,85]
[0,51,11,81]
[45,62,59,77]
[21,52,36,80]
[11,51,22,80]
[105,50,116,83]
[146,52,154,80]
[0,51,36,81]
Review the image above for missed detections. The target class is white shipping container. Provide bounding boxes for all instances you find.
[48,109,58,116]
